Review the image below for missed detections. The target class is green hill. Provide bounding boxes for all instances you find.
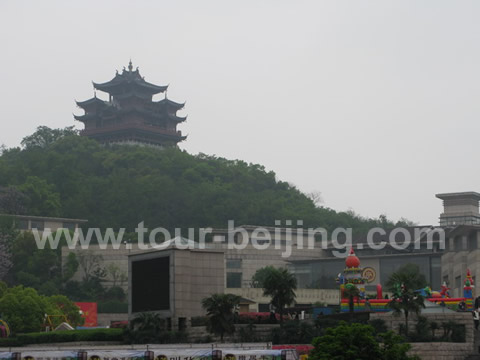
[0,127,398,233]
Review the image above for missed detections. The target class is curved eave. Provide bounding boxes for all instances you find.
[141,81,168,93]
[73,113,97,122]
[138,109,186,123]
[75,97,108,109]
[73,114,86,122]
[93,81,122,92]
[155,98,185,110]
[93,79,168,95]
[167,114,187,123]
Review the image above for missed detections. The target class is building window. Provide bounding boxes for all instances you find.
[468,234,477,250]
[455,276,461,291]
[226,259,242,269]
[227,272,242,288]
[30,220,44,231]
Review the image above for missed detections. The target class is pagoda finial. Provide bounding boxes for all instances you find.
[94,90,97,98]
[128,59,133,72]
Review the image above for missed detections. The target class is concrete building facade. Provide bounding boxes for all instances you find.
[9,214,87,233]
[128,245,225,330]
[436,192,480,226]
[58,191,480,322]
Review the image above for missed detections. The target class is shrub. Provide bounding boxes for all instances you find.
[191,316,208,327]
[0,328,123,346]
[368,319,388,334]
[271,320,319,344]
[413,316,432,342]
[451,324,466,342]
[310,322,418,360]
[238,322,257,342]
[236,312,287,324]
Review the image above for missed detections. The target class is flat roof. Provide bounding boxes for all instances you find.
[128,246,225,258]
[435,192,480,201]
[0,214,88,223]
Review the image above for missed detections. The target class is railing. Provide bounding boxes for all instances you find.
[81,123,182,137]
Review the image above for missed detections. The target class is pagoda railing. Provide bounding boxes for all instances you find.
[81,123,182,137]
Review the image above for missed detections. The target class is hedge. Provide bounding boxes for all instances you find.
[0,328,124,346]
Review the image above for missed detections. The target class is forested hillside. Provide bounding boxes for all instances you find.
[0,127,401,233]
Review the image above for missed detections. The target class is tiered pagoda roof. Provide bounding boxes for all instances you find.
[74,61,187,148]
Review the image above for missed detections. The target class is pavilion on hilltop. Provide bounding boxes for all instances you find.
[74,61,187,148]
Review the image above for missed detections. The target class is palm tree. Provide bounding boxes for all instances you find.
[386,264,427,291]
[126,312,166,343]
[129,312,165,333]
[262,267,297,324]
[388,283,425,337]
[343,285,360,313]
[201,293,241,342]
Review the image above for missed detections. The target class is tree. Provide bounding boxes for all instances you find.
[201,293,241,341]
[388,283,425,337]
[0,126,403,234]
[106,263,128,288]
[18,176,61,217]
[261,267,297,324]
[10,231,61,293]
[0,285,84,333]
[306,191,323,207]
[125,312,171,344]
[47,295,84,327]
[343,284,360,314]
[310,322,382,360]
[310,322,419,360]
[0,215,17,281]
[21,126,79,150]
[386,264,427,291]
[77,251,106,283]
[0,187,27,215]
[63,252,79,282]
[0,285,57,333]
[251,265,276,288]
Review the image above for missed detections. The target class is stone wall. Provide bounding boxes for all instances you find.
[188,324,278,342]
[408,343,474,360]
[370,311,474,359]
[227,288,339,310]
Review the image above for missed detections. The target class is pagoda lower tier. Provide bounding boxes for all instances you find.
[81,123,186,148]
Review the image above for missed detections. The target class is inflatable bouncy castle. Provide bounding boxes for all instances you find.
[339,249,474,312]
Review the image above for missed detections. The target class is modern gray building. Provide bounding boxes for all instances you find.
[436,192,480,226]
[61,191,480,323]
[128,240,225,330]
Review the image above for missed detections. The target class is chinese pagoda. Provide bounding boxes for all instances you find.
[74,61,187,148]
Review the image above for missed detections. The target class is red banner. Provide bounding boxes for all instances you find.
[75,302,98,327]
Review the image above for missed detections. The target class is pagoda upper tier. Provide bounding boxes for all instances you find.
[74,61,187,148]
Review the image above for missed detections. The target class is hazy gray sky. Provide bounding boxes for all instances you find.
[1,1,479,225]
